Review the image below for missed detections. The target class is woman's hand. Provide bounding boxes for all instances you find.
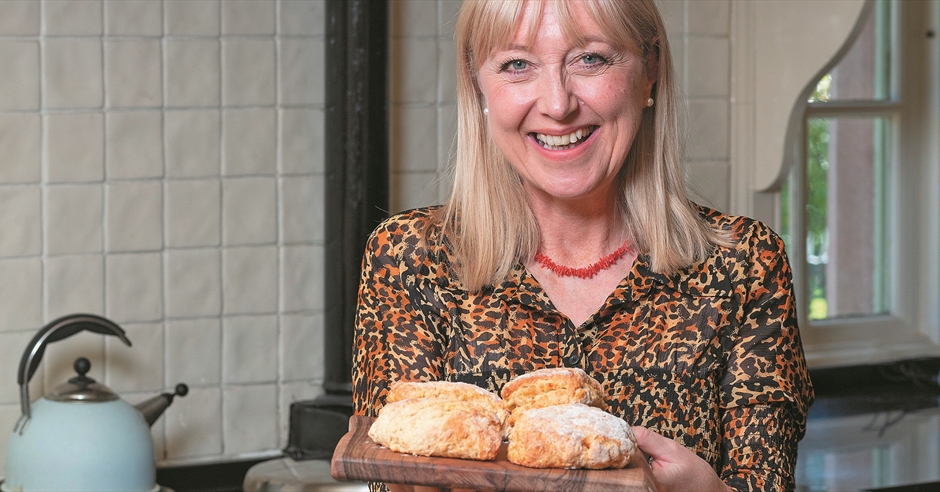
[632,426,731,492]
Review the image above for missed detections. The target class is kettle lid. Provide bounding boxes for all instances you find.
[47,357,119,403]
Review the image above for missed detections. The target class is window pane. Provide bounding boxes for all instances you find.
[805,116,890,320]
[809,0,892,102]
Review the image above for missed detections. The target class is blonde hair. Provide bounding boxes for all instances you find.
[440,0,725,291]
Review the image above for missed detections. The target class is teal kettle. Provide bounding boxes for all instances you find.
[3,314,187,492]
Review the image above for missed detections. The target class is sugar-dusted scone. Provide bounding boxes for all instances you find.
[507,403,637,469]
[368,398,502,461]
[387,380,509,428]
[501,367,608,426]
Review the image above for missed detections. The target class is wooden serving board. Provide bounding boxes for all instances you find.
[331,416,657,492]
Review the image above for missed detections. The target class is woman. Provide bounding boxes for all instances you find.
[353,1,813,491]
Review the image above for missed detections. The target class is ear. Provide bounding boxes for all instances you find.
[645,38,660,98]
[472,75,488,110]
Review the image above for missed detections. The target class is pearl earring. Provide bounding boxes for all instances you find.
[646,98,654,107]
[483,107,489,115]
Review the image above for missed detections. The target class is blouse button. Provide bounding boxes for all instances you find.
[566,352,580,367]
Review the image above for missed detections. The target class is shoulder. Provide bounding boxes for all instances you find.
[365,206,448,264]
[693,206,793,299]
[696,205,787,257]
[649,206,790,295]
[369,206,441,242]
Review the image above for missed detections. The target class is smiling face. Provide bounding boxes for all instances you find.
[475,1,655,209]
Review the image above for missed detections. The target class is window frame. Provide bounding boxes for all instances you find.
[787,0,940,367]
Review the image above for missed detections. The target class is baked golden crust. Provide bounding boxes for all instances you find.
[507,403,637,469]
[387,380,509,427]
[368,398,502,461]
[501,367,608,427]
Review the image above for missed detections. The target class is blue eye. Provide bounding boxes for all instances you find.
[502,59,528,72]
[581,53,606,65]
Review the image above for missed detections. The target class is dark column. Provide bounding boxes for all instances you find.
[323,0,389,393]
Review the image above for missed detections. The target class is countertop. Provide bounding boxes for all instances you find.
[243,458,367,492]
[796,358,940,491]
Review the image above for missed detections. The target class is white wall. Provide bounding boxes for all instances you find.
[661,0,733,214]
[0,0,326,471]
[389,0,463,212]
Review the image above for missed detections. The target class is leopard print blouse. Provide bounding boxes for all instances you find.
[353,206,814,492]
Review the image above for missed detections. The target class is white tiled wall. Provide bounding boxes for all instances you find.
[0,0,732,474]
[0,0,326,472]
[676,0,732,212]
[389,0,463,212]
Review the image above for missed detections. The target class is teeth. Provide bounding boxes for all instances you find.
[536,127,594,150]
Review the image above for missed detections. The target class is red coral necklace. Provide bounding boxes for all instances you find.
[534,241,632,279]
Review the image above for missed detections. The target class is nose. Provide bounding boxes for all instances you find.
[537,70,577,120]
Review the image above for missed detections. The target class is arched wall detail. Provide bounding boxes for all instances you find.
[731,0,872,207]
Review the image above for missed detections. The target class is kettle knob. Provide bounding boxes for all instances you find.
[67,356,95,388]
[175,383,189,398]
[73,357,91,377]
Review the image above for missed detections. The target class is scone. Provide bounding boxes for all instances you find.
[507,403,637,469]
[501,367,607,426]
[387,380,509,428]
[368,397,502,461]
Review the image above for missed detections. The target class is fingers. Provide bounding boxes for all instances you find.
[632,425,680,464]
[631,426,731,492]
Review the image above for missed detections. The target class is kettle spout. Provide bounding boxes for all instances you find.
[135,383,188,427]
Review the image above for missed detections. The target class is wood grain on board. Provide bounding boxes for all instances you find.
[331,415,657,492]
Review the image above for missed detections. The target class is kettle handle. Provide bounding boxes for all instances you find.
[15,313,131,434]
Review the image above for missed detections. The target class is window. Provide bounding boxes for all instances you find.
[782,0,894,322]
[782,0,940,366]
